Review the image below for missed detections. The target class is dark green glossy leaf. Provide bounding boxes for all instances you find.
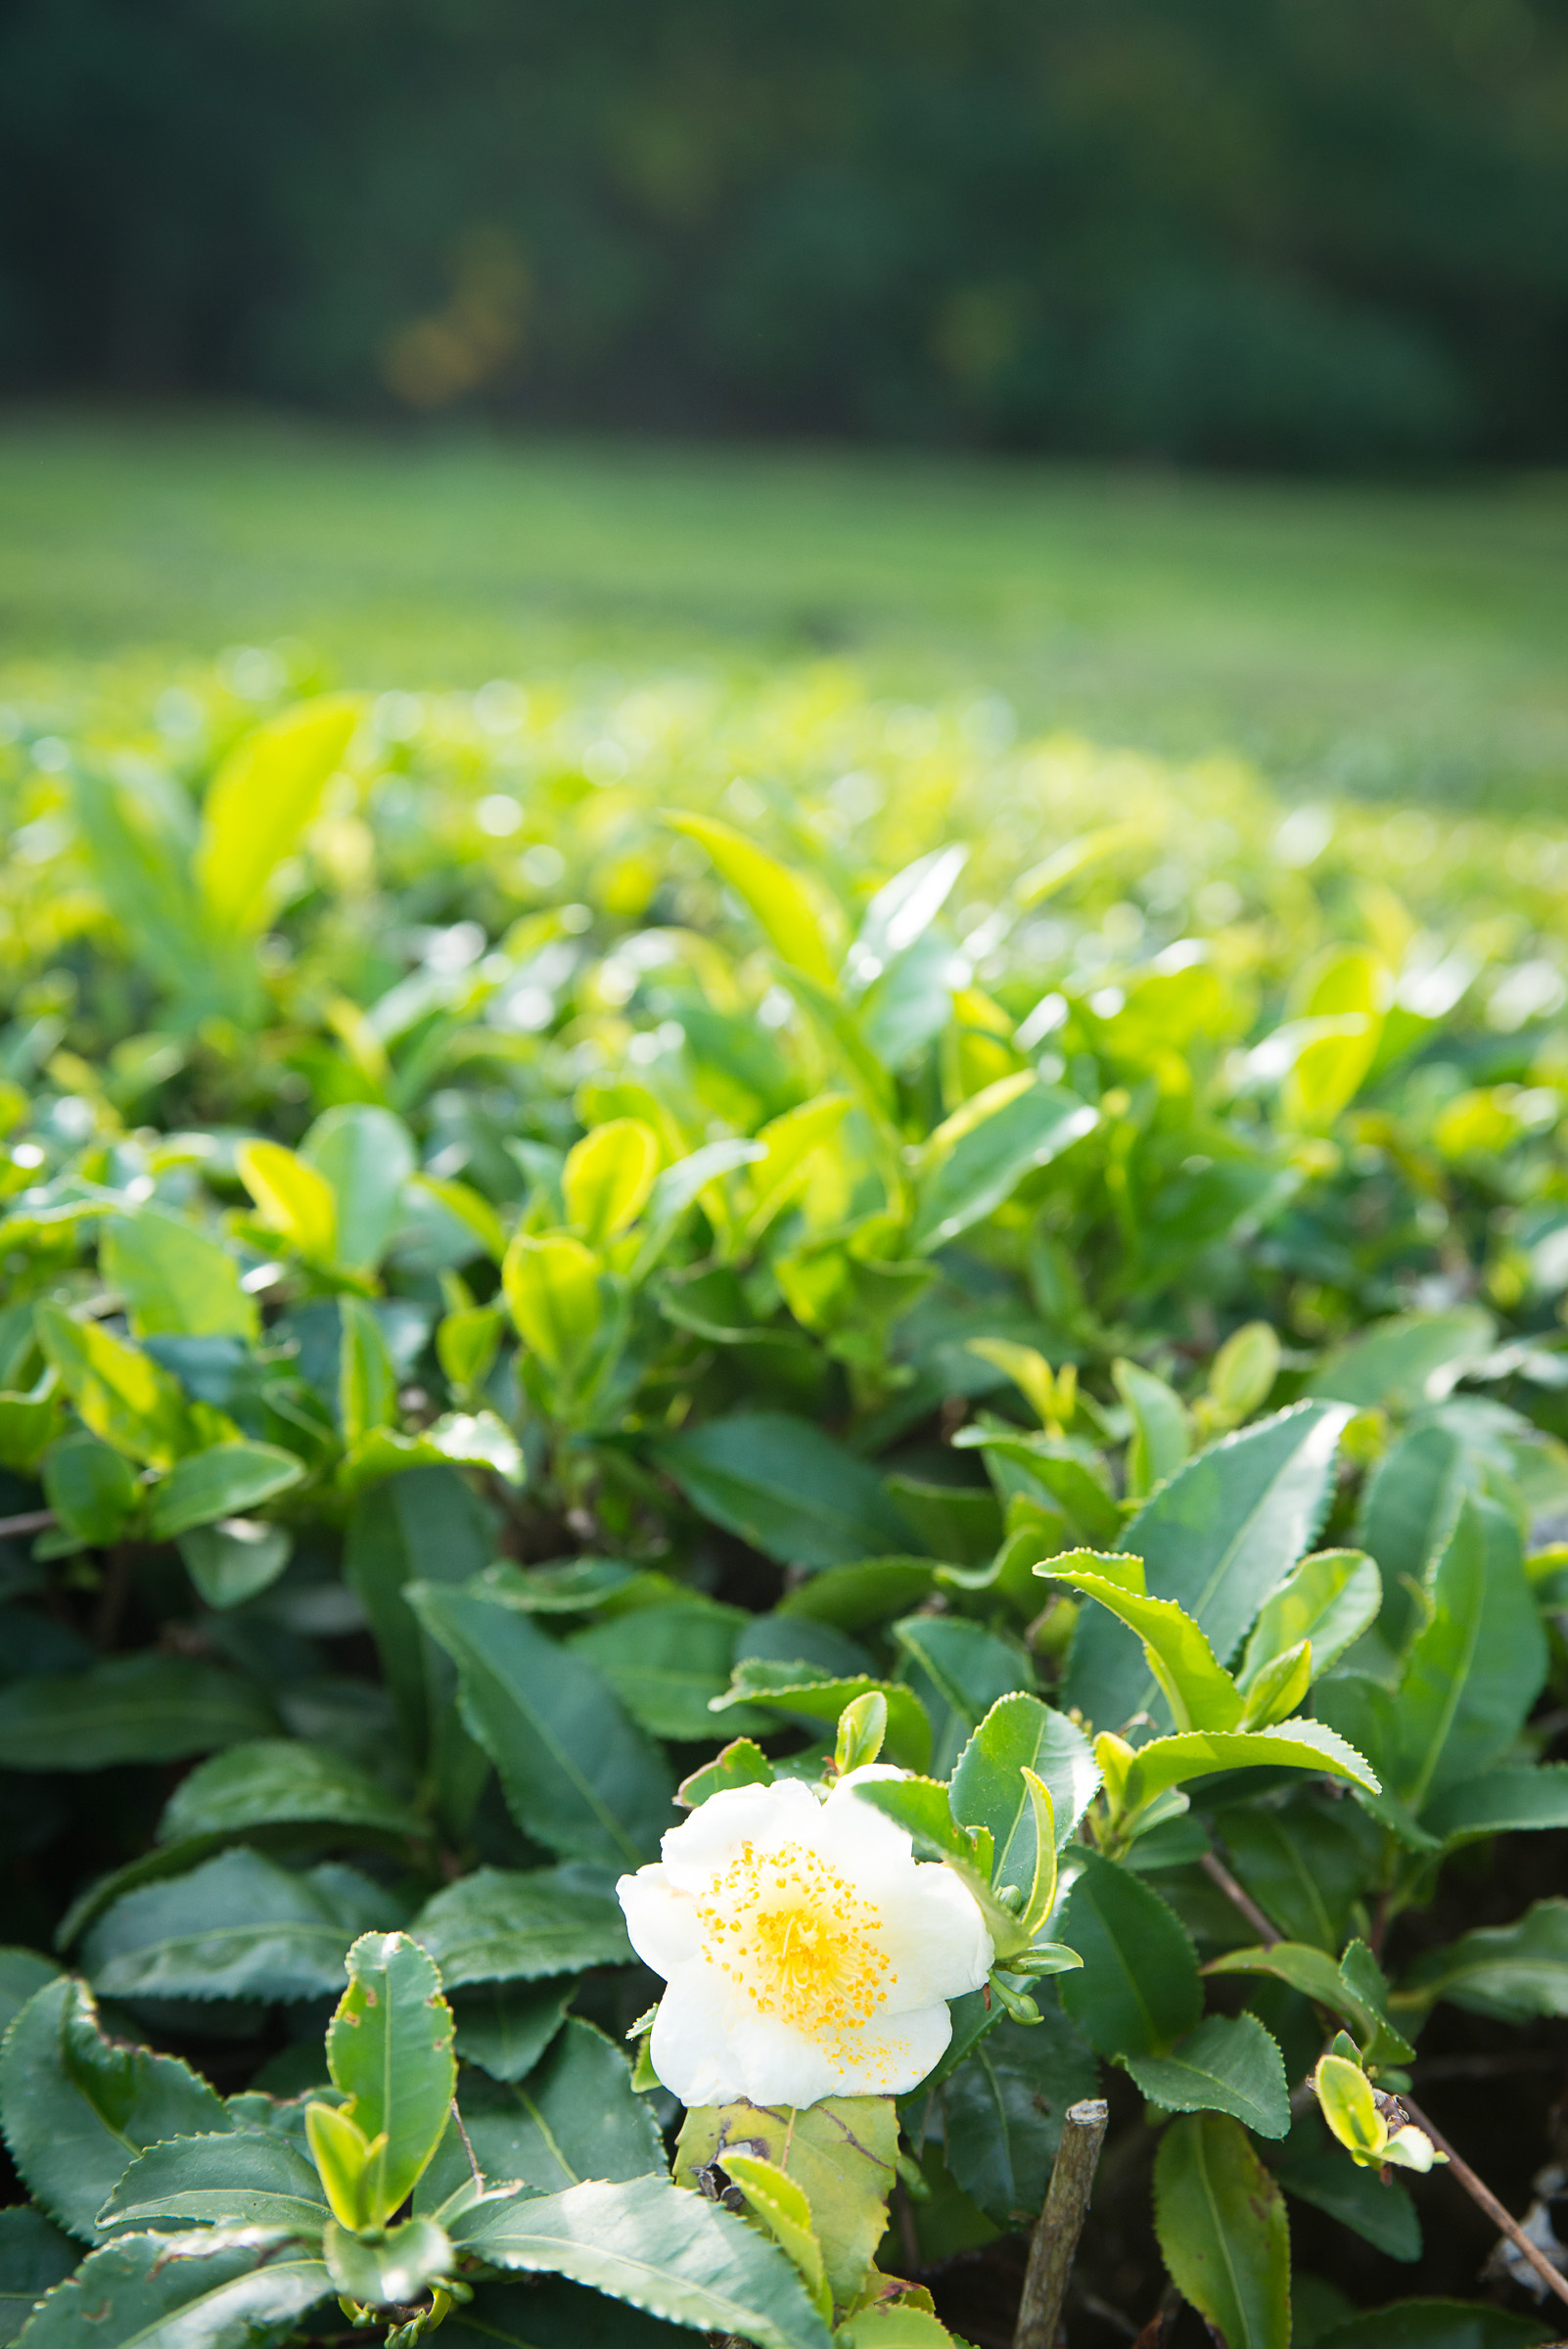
[1308,1310,1496,1414]
[1422,1765,1568,1845]
[1314,2305,1552,2349]
[1354,1422,1472,1648]
[438,2276,697,2349]
[411,1584,674,1867]
[410,1866,633,1988]
[0,1655,274,1771]
[98,2131,328,2235]
[40,1436,140,1545]
[569,1601,747,1741]
[949,1694,1100,1902]
[423,2022,662,2205]
[159,1738,422,1847]
[1057,1854,1201,2057]
[324,2213,451,2308]
[1399,1899,1568,2022]
[147,1443,302,1542]
[14,2226,331,2349]
[345,1464,493,1764]
[654,1411,912,1569]
[941,2005,1098,2227]
[1154,2114,1290,2349]
[0,1977,231,2242]
[176,1519,293,1610]
[0,2208,77,2345]
[451,1980,573,2083]
[775,1559,937,1631]
[0,1952,62,2040]
[1125,2011,1289,2138]
[891,1615,1033,1778]
[1396,1495,1545,1810]
[715,1663,931,1773]
[81,1851,402,2004]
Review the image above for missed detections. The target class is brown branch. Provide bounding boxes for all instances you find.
[0,1509,56,1539]
[1014,2097,1109,2349]
[1401,2096,1568,2314]
[1200,1850,1280,1946]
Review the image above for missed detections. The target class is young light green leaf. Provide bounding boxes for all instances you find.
[324,2214,452,2310]
[148,1440,303,1541]
[33,1306,192,1469]
[1114,1359,1191,1497]
[697,2154,832,2325]
[740,1094,853,1243]
[195,692,360,936]
[677,1738,776,1809]
[563,1119,660,1247]
[101,1210,258,1343]
[306,2100,384,2232]
[234,1138,338,1265]
[1154,2114,1290,2349]
[835,1690,888,1774]
[338,1297,397,1449]
[1124,1720,1379,1813]
[673,2096,897,2319]
[665,811,839,990]
[326,1931,456,2224]
[1205,1321,1281,1429]
[1041,1554,1242,1732]
[1064,1401,1351,1736]
[1237,1637,1312,1728]
[1238,1549,1381,1690]
[1126,2012,1290,2138]
[908,1083,1097,1254]
[502,1232,602,1376]
[449,2172,835,2349]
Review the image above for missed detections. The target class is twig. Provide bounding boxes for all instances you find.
[1014,2097,1109,2349]
[1401,2096,1568,2314]
[1200,1851,1280,1946]
[0,1509,56,1539]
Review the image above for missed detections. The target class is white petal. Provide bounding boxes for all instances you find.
[650,1962,844,2108]
[617,1865,701,1978]
[875,1863,993,2006]
[658,1778,821,1893]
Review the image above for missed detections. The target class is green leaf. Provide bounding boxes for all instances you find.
[100,1212,257,1343]
[1114,1359,1191,1497]
[502,1233,603,1379]
[234,1139,338,1265]
[449,2172,835,2349]
[0,1977,231,2242]
[412,1583,674,1867]
[1124,1720,1380,1812]
[950,1694,1101,1905]
[1354,1421,1471,1648]
[81,1851,400,2004]
[673,2096,898,2318]
[1065,1402,1350,1735]
[1154,2113,1290,2349]
[563,1119,660,1246]
[177,1519,293,1609]
[14,2226,332,2348]
[326,1931,455,2223]
[1271,2112,1420,2263]
[451,1980,573,2084]
[345,1464,493,1768]
[41,1435,141,1546]
[1206,1943,1411,2061]
[665,811,839,990]
[34,1307,192,1470]
[1042,1554,1242,1732]
[338,1296,397,1448]
[147,1441,302,1541]
[99,2130,329,2235]
[1394,1495,1545,1811]
[1312,2303,1553,2349]
[438,2277,697,2349]
[0,1952,63,2039]
[942,2005,1098,2227]
[1057,1853,1202,2057]
[195,692,360,936]
[676,1738,775,1808]
[161,1738,422,1847]
[570,1602,748,1742]
[324,2214,452,2310]
[836,2310,955,2348]
[847,1776,1011,1946]
[1238,1549,1382,1690]
[0,1655,274,1771]
[1398,1899,1568,2022]
[1213,1798,1378,1955]
[1308,1309,1496,1414]
[0,2208,77,2345]
[1421,1764,1568,1845]
[883,1476,1001,1569]
[1125,2011,1290,2139]
[410,1866,634,1989]
[300,1104,416,1274]
[715,1661,930,1772]
[655,1412,912,1570]
[1206,1323,1282,1430]
[961,1430,1123,1546]
[424,2022,662,2204]
[891,1616,1033,1778]
[909,1082,1097,1253]
[718,2154,830,2326]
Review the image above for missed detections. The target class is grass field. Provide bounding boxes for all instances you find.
[3,407,1566,810]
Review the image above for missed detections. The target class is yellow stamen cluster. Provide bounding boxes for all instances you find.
[696,1837,897,2060]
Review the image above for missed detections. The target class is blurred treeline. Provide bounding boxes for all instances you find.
[4,0,1567,468]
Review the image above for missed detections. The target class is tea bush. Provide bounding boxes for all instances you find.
[0,661,1567,2349]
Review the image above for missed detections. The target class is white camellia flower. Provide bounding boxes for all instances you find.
[617,1765,994,2107]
